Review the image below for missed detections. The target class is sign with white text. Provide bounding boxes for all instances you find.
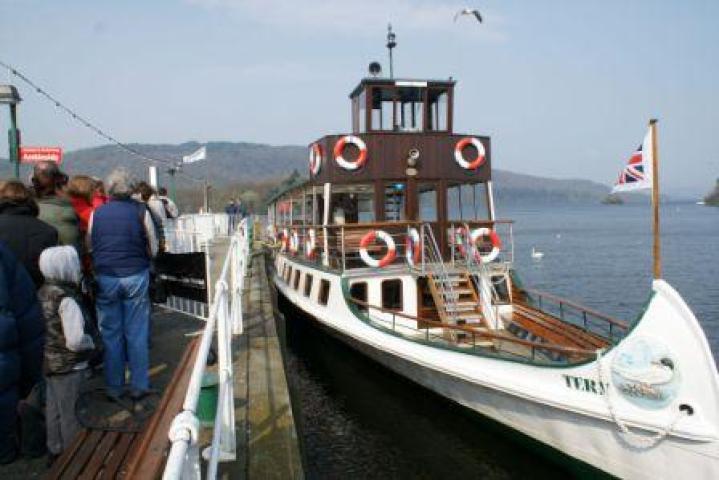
[19,146,63,164]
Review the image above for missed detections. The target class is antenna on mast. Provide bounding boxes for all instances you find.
[386,23,397,79]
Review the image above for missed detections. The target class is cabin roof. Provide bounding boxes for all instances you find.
[349,77,456,98]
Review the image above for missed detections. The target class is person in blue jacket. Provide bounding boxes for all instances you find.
[0,240,45,464]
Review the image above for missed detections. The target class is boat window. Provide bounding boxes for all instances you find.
[358,89,366,132]
[304,190,313,226]
[286,266,293,283]
[293,269,301,290]
[419,183,438,221]
[447,183,490,221]
[318,279,331,306]
[349,282,368,313]
[384,183,406,221]
[382,279,403,310]
[291,197,303,225]
[371,87,396,131]
[427,88,448,131]
[331,184,375,224]
[396,87,424,132]
[304,274,313,297]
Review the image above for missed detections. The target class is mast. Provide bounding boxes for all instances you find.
[386,24,396,79]
[650,118,661,279]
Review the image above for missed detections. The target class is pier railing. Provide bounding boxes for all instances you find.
[163,217,251,480]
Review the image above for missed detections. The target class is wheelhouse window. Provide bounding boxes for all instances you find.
[447,182,490,221]
[396,86,424,132]
[358,89,366,132]
[318,279,331,306]
[384,183,406,221]
[427,88,449,131]
[370,87,396,131]
[331,184,375,224]
[382,279,403,310]
[349,281,368,313]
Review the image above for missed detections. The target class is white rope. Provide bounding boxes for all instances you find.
[168,410,200,444]
[595,349,686,449]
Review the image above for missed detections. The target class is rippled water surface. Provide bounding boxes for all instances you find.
[280,203,719,479]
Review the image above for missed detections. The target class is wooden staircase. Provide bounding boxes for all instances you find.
[427,272,488,342]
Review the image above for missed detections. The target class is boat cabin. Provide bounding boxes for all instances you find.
[268,76,507,267]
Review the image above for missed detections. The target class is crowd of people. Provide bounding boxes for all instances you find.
[0,162,179,466]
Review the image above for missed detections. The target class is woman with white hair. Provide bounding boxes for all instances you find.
[37,246,95,460]
[88,168,157,402]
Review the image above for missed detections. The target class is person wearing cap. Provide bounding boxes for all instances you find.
[32,161,81,250]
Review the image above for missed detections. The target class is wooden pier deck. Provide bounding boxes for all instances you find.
[2,241,302,479]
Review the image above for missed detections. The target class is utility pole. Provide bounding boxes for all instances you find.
[1,84,22,178]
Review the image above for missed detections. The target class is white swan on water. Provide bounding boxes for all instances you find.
[531,247,544,260]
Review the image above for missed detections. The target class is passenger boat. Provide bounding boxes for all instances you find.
[266,68,719,478]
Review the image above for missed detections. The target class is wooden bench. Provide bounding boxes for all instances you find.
[47,339,198,480]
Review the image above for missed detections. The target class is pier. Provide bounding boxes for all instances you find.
[17,216,304,480]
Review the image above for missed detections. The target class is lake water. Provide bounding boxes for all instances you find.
[279,203,719,479]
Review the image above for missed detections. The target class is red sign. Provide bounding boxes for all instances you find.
[19,147,63,165]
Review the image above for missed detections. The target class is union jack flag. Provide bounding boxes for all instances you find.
[611,127,653,194]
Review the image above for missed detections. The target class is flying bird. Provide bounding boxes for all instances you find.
[454,8,483,23]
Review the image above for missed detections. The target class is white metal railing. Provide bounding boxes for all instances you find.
[163,217,251,480]
[162,227,213,319]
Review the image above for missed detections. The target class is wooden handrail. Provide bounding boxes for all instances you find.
[273,219,514,229]
[347,297,597,357]
[519,287,628,330]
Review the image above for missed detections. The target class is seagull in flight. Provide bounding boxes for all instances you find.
[454,8,483,23]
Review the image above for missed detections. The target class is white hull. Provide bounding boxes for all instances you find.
[272,255,719,479]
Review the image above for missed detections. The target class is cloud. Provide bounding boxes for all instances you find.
[185,0,506,40]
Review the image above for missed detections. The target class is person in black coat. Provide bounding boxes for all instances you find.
[0,240,45,464]
[0,180,59,288]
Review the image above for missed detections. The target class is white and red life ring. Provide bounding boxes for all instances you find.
[454,137,486,170]
[334,135,367,171]
[309,143,322,176]
[305,228,317,259]
[289,229,300,255]
[405,228,421,267]
[359,230,396,268]
[280,228,289,253]
[469,227,501,263]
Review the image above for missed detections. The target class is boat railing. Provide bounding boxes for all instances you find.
[163,217,251,480]
[347,297,597,364]
[269,220,514,274]
[419,223,461,324]
[517,287,630,343]
[448,220,514,267]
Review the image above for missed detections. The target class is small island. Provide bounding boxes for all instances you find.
[601,193,624,205]
[703,178,719,206]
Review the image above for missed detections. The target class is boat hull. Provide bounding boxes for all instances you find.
[271,257,719,479]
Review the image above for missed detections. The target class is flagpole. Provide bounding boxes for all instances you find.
[650,118,661,279]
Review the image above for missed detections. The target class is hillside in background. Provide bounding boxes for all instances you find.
[703,178,719,206]
[0,141,621,209]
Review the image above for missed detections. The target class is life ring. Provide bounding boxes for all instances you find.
[305,228,317,259]
[334,135,367,171]
[454,137,486,170]
[469,227,501,263]
[454,226,469,257]
[280,228,289,253]
[359,230,396,268]
[405,228,421,267]
[289,229,300,255]
[309,143,322,176]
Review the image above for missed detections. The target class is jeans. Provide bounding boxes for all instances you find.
[96,269,150,397]
[46,371,87,455]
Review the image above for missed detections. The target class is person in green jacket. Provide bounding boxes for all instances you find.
[31,162,81,250]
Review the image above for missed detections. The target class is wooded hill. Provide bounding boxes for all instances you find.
[1,141,617,211]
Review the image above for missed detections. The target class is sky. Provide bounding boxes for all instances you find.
[0,0,717,196]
